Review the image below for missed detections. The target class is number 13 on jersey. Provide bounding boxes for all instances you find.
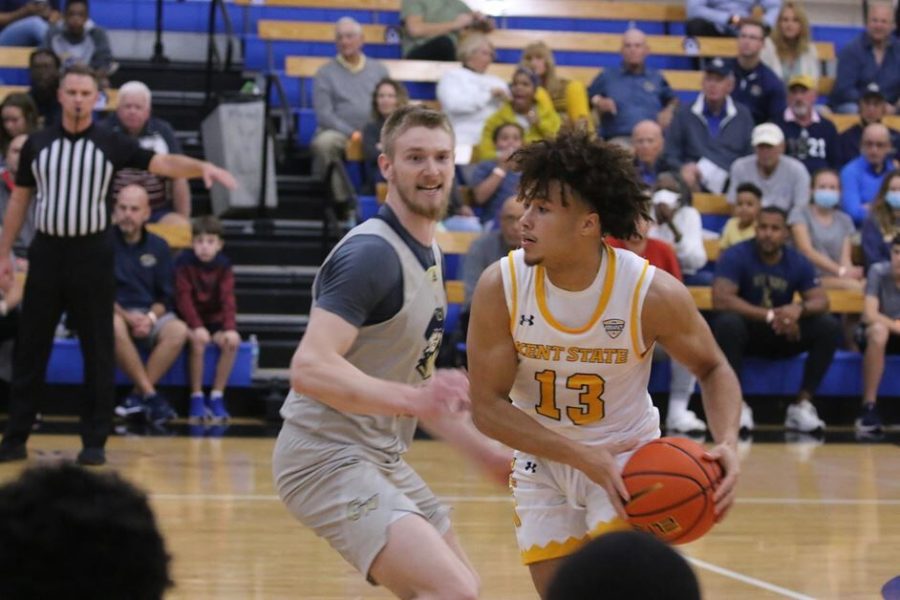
[534,370,606,425]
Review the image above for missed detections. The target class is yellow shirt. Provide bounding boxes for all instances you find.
[719,217,756,250]
[548,78,594,133]
[476,87,561,160]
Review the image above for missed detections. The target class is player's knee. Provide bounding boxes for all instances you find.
[164,319,188,343]
[866,322,889,346]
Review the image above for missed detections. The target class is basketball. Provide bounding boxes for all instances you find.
[622,437,723,545]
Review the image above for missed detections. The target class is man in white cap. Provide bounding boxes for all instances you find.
[727,122,810,214]
[776,74,840,174]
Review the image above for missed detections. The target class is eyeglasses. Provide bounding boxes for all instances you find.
[738,33,764,41]
[862,141,890,148]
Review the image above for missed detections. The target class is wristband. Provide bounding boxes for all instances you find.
[492,166,507,178]
[765,309,774,324]
[147,311,158,324]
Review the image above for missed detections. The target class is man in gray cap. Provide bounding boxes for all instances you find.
[837,82,900,166]
[664,57,754,193]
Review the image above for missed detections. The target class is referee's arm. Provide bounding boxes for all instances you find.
[0,186,33,293]
[148,154,237,190]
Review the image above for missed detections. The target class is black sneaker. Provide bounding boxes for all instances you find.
[145,393,177,425]
[0,443,26,463]
[76,447,106,466]
[855,403,884,435]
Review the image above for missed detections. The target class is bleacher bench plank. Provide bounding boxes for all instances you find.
[828,114,900,134]
[693,193,731,216]
[146,222,191,249]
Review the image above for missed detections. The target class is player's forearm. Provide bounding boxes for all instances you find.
[149,154,208,180]
[472,396,587,467]
[172,178,191,217]
[698,360,741,448]
[290,351,419,417]
[0,191,30,257]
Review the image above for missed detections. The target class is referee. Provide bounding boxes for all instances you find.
[0,65,236,466]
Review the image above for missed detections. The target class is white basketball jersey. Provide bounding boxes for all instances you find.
[500,245,660,446]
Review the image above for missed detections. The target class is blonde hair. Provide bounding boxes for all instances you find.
[520,41,565,100]
[380,105,454,158]
[771,1,811,58]
[873,172,900,236]
[457,33,493,64]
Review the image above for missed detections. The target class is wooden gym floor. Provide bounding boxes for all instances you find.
[0,425,897,599]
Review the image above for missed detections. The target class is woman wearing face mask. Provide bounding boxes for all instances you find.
[862,172,900,269]
[475,67,560,161]
[789,168,863,290]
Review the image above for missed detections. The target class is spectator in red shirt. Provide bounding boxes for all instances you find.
[606,215,682,279]
[174,216,239,422]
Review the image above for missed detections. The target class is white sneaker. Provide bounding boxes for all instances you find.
[666,409,707,433]
[785,399,825,433]
[740,402,754,431]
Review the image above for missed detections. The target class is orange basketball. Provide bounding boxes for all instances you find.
[622,437,723,545]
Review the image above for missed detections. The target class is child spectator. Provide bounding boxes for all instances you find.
[720,182,762,250]
[469,122,523,225]
[648,172,709,284]
[175,216,239,421]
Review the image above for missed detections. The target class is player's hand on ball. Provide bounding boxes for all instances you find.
[705,441,739,521]
[574,439,638,520]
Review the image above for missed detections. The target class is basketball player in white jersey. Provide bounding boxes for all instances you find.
[273,106,509,599]
[467,129,742,598]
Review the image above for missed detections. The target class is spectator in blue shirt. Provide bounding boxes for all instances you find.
[631,120,678,186]
[112,185,186,425]
[837,82,900,166]
[469,122,522,225]
[685,0,780,37]
[777,74,840,173]
[861,171,900,268]
[588,28,677,142]
[829,2,900,114]
[841,123,896,225]
[712,206,840,433]
[731,20,787,125]
[0,0,58,47]
[664,58,754,193]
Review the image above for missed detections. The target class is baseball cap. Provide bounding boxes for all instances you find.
[787,74,815,90]
[862,82,886,101]
[752,123,784,146]
[703,57,730,77]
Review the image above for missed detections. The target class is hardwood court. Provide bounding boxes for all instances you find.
[0,431,897,599]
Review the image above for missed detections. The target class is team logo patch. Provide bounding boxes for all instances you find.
[519,314,535,326]
[140,253,157,268]
[602,318,625,339]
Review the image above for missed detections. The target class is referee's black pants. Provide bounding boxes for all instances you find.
[3,230,115,450]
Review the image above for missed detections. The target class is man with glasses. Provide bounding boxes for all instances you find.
[840,123,897,225]
[731,19,786,125]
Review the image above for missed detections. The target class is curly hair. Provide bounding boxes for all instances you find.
[0,464,173,600]
[511,127,650,239]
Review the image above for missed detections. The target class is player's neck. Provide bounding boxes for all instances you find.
[387,197,437,246]
[542,248,603,292]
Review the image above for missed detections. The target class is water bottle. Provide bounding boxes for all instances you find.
[249,334,259,373]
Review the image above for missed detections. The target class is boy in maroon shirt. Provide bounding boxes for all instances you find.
[175,216,239,421]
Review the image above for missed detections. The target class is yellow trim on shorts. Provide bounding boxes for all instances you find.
[589,516,633,539]
[508,251,518,335]
[535,243,617,335]
[629,259,653,359]
[521,534,592,565]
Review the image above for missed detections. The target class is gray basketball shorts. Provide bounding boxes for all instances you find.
[272,423,451,576]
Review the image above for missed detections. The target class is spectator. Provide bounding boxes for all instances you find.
[311,17,388,205]
[0,93,38,159]
[400,0,493,61]
[42,0,113,86]
[840,123,896,225]
[27,48,60,126]
[664,58,754,193]
[760,1,821,84]
[829,1,900,114]
[469,122,522,225]
[521,41,593,133]
[632,120,679,186]
[727,122,810,213]
[609,216,706,433]
[111,185,186,426]
[858,233,900,435]
[861,171,900,268]
[648,172,709,284]
[789,168,863,290]
[731,19,787,125]
[0,134,35,258]
[476,67,561,160]
[720,181,762,250]
[435,33,507,149]
[0,0,58,47]
[105,81,191,229]
[461,195,523,311]
[778,74,840,173]
[588,29,677,143]
[175,216,239,422]
[0,464,172,599]
[713,206,841,432]
[361,78,408,195]
[836,83,900,167]
[546,530,701,600]
[685,0,780,37]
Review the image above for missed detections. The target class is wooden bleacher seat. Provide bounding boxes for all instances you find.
[693,193,731,216]
[689,285,864,313]
[146,222,191,249]
[0,46,32,68]
[827,113,900,134]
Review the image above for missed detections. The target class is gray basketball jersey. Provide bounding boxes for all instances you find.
[280,218,446,458]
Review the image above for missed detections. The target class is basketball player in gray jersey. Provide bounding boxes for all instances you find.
[273,106,509,598]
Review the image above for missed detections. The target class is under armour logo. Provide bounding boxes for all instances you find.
[519,315,535,326]
[523,461,537,473]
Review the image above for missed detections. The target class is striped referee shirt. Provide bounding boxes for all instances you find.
[16,124,155,237]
